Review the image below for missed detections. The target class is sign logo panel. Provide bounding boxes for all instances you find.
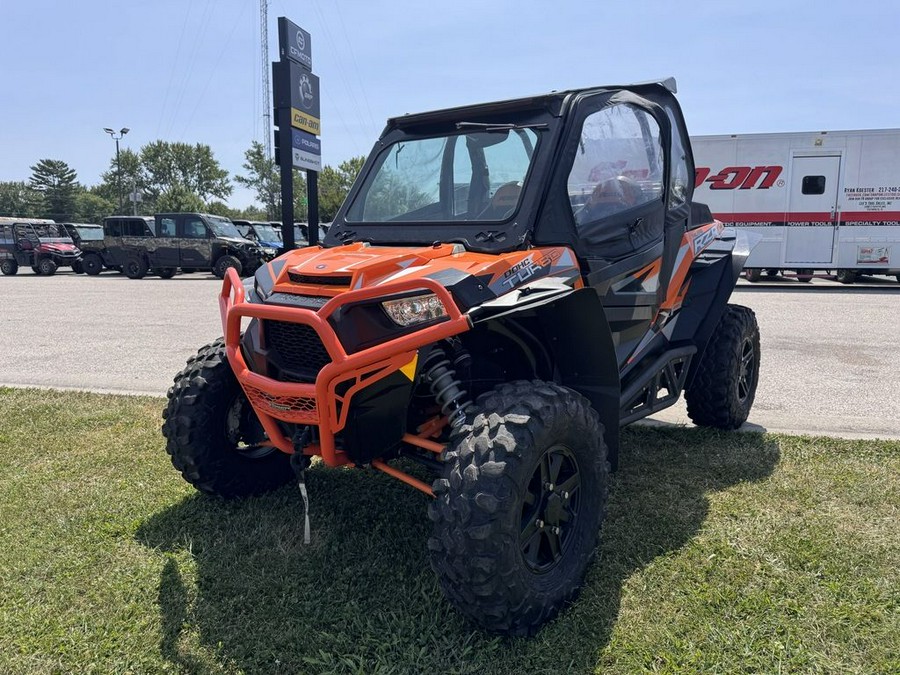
[278,17,312,70]
[292,129,322,171]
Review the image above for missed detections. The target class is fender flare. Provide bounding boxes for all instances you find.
[473,286,621,470]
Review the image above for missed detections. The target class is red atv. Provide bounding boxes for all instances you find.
[0,220,82,275]
[163,79,760,635]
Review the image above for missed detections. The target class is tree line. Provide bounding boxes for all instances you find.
[0,140,365,224]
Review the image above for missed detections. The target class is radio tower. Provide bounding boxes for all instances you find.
[260,0,272,164]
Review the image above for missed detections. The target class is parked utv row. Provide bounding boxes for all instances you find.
[1,213,274,279]
[234,220,329,251]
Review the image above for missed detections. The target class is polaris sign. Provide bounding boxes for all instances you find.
[278,17,312,71]
[292,129,321,172]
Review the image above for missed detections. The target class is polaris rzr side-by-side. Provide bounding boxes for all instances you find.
[163,79,760,635]
[0,219,82,276]
[233,220,283,259]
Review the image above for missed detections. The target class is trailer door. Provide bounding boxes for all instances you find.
[784,155,841,264]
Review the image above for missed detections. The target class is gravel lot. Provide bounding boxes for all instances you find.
[1,270,898,439]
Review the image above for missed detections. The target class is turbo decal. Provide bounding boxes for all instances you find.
[492,248,578,292]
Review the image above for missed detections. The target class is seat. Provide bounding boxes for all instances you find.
[478,182,522,220]
[576,176,643,224]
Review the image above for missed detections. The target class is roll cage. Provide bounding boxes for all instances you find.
[324,80,696,258]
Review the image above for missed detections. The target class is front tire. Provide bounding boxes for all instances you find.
[744,268,762,282]
[153,267,177,279]
[38,258,57,276]
[81,253,104,276]
[162,339,293,498]
[685,304,760,429]
[795,269,813,283]
[0,259,18,276]
[213,255,242,279]
[428,380,608,636]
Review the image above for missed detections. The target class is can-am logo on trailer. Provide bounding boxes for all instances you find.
[695,166,784,190]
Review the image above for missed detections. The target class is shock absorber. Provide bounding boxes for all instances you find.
[422,346,473,429]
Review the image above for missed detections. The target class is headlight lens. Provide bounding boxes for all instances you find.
[263,247,277,256]
[382,293,448,327]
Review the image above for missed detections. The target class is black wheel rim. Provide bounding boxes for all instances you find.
[738,337,756,403]
[520,445,581,574]
[225,394,275,460]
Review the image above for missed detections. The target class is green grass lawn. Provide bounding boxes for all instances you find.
[0,387,897,674]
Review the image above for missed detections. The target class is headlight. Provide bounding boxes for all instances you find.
[263,247,277,256]
[382,293,448,327]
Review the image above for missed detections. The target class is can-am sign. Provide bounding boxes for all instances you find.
[278,17,312,71]
[273,61,321,135]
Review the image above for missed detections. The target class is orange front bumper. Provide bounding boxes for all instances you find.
[219,268,470,467]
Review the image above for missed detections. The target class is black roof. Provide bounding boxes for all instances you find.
[384,78,677,134]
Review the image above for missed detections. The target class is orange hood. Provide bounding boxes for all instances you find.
[263,243,581,298]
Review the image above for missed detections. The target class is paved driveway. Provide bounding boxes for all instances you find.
[1,271,898,439]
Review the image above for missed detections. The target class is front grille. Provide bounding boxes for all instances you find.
[264,320,331,379]
[244,384,318,424]
[288,272,352,286]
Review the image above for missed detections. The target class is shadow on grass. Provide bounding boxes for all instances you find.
[136,426,780,674]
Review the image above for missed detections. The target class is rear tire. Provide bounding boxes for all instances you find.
[213,255,242,279]
[124,255,148,279]
[428,380,608,636]
[72,260,83,274]
[795,269,813,282]
[154,267,177,279]
[835,269,857,284]
[38,258,57,276]
[765,269,779,277]
[0,259,18,276]
[685,304,760,429]
[744,268,762,282]
[81,253,104,276]
[161,338,293,498]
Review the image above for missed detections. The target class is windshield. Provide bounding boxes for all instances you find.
[207,216,244,239]
[19,223,72,241]
[253,224,281,241]
[294,224,326,243]
[345,128,539,223]
[75,227,104,241]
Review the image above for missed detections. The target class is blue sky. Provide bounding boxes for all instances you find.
[1,0,897,208]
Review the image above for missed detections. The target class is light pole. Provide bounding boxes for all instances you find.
[103,127,130,212]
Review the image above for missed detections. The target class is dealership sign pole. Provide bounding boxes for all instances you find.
[273,17,320,249]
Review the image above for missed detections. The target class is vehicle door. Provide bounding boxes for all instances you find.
[554,92,669,365]
[784,155,841,264]
[13,224,40,263]
[178,215,212,269]
[153,216,180,267]
[0,223,16,262]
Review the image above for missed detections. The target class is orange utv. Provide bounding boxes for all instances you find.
[162,79,761,635]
